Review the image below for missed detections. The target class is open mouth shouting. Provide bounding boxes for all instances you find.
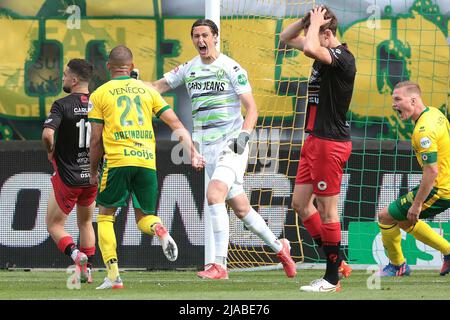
[198,44,208,56]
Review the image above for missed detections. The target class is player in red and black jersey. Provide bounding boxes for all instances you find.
[281,5,356,292]
[42,58,96,284]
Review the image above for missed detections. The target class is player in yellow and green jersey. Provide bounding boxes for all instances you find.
[377,81,450,277]
[88,45,205,290]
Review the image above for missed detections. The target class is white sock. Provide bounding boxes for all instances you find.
[209,203,230,267]
[70,248,80,262]
[241,208,282,253]
[215,256,227,267]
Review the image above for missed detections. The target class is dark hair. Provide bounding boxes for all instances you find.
[300,5,338,36]
[67,58,94,82]
[191,19,219,37]
[108,45,133,64]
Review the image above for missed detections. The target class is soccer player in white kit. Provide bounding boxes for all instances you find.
[149,19,296,279]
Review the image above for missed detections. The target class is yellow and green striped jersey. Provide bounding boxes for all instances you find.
[88,76,170,169]
[412,107,450,198]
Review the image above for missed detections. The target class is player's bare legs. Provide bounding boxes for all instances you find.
[206,180,229,205]
[77,203,96,249]
[46,190,70,243]
[314,194,342,287]
[292,184,323,249]
[297,193,343,292]
[76,202,96,283]
[292,184,316,220]
[46,190,88,282]
[293,184,351,283]
[315,195,339,223]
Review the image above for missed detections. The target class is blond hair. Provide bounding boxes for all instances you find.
[394,81,421,96]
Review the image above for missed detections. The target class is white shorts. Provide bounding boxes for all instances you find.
[201,139,249,200]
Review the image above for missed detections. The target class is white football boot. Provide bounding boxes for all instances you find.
[300,278,341,293]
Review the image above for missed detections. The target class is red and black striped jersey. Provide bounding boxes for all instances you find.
[304,43,356,141]
[43,93,91,186]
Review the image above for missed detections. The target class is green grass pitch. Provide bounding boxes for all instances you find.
[1,268,450,300]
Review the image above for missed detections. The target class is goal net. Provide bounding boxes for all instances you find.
[220,0,315,269]
[220,0,449,269]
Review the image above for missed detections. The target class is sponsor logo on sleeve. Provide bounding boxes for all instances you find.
[420,137,431,149]
[87,101,93,112]
[421,154,428,161]
[237,74,248,86]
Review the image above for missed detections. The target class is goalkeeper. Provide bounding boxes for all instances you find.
[377,81,450,277]
[147,18,296,280]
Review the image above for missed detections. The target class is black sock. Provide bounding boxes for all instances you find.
[313,238,345,266]
[87,256,94,269]
[323,243,340,285]
[63,243,76,257]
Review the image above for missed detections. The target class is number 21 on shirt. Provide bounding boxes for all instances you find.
[117,95,144,126]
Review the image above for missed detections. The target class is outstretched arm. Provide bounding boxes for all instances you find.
[159,108,205,170]
[143,78,172,94]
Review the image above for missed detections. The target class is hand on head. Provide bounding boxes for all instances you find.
[309,5,331,27]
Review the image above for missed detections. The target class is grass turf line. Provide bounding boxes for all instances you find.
[0,269,449,300]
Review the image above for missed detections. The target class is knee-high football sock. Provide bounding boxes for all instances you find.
[303,211,323,247]
[321,222,341,285]
[209,203,229,267]
[137,215,162,236]
[378,223,405,266]
[105,258,119,281]
[241,208,282,252]
[405,220,450,255]
[304,212,347,266]
[57,235,81,262]
[97,214,119,279]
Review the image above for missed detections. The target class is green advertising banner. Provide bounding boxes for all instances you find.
[349,222,450,266]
